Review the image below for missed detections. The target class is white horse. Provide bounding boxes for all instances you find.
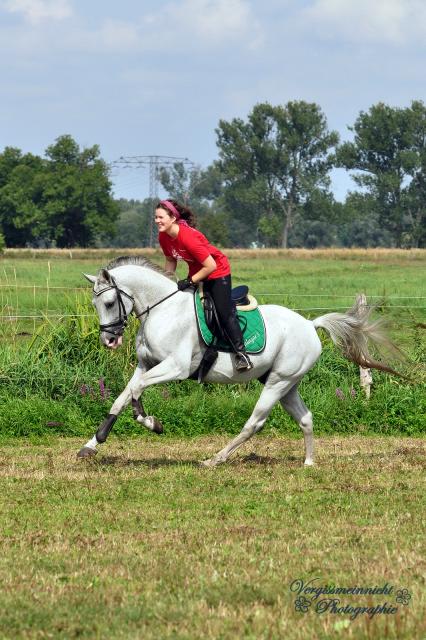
[78,257,398,466]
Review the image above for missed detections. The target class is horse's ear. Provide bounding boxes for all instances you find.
[97,268,112,284]
[83,273,97,284]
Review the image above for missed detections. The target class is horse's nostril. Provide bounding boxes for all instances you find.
[108,337,116,346]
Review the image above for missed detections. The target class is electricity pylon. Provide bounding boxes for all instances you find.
[111,155,195,246]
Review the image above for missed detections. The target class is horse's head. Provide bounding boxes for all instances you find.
[84,269,134,350]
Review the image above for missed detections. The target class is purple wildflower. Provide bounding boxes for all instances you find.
[335,387,345,400]
[99,378,106,399]
[98,378,111,400]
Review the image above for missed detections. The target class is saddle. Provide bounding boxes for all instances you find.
[201,284,258,337]
[192,284,266,382]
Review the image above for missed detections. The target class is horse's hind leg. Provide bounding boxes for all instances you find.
[280,384,314,466]
[202,380,294,467]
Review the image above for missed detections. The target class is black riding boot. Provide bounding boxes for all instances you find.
[203,275,253,372]
[224,313,253,372]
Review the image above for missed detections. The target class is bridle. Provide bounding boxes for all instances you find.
[94,282,134,337]
[94,278,180,337]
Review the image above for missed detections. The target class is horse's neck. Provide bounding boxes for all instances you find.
[111,265,176,310]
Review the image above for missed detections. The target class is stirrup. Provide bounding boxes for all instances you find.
[235,351,253,371]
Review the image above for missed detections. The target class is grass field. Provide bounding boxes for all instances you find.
[1,248,425,338]
[0,249,425,638]
[0,248,424,438]
[0,435,424,639]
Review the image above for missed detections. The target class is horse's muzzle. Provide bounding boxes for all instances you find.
[102,334,123,349]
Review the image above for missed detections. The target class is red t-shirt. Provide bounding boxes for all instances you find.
[159,225,230,280]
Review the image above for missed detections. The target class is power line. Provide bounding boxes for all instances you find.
[110,155,196,246]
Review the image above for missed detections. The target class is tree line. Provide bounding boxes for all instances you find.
[1,100,425,249]
[0,135,118,249]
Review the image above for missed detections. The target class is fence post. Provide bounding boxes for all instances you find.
[357,293,372,399]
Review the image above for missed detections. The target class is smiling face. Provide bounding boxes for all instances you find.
[155,207,177,235]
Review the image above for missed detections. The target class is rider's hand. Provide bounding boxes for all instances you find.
[177,278,193,291]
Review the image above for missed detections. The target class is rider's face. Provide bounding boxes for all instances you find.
[155,207,175,234]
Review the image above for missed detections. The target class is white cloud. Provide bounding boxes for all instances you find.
[0,0,263,56]
[2,0,73,23]
[303,0,426,45]
[97,19,141,51]
[141,0,263,51]
[67,19,141,54]
[164,0,261,47]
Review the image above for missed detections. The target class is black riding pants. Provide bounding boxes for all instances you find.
[202,275,246,352]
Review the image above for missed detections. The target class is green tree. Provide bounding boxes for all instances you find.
[42,135,119,247]
[158,161,230,246]
[0,136,119,248]
[108,198,154,248]
[405,101,426,248]
[336,193,394,247]
[337,101,426,248]
[216,101,339,247]
[0,147,45,246]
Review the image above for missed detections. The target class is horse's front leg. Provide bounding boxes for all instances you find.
[77,356,189,459]
[131,396,164,434]
[77,364,148,458]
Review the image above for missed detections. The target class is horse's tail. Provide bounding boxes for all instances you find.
[312,300,404,376]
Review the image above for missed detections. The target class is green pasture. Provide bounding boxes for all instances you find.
[0,249,424,441]
[0,250,425,338]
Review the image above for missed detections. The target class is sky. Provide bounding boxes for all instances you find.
[1,0,425,202]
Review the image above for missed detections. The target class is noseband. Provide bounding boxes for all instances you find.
[94,282,134,337]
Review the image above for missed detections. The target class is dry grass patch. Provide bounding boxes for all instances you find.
[3,247,426,261]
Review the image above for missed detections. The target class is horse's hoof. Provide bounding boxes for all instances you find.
[139,415,164,434]
[152,418,163,435]
[304,459,314,466]
[200,457,219,468]
[77,447,97,459]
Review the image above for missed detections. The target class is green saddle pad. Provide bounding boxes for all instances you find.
[194,290,266,354]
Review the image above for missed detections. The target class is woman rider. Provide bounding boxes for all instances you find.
[155,199,253,371]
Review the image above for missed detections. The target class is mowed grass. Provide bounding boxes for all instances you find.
[0,435,424,639]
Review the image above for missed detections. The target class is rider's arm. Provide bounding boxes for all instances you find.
[190,255,216,284]
[165,257,177,274]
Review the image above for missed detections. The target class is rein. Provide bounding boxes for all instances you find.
[135,289,180,318]
[94,280,179,336]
